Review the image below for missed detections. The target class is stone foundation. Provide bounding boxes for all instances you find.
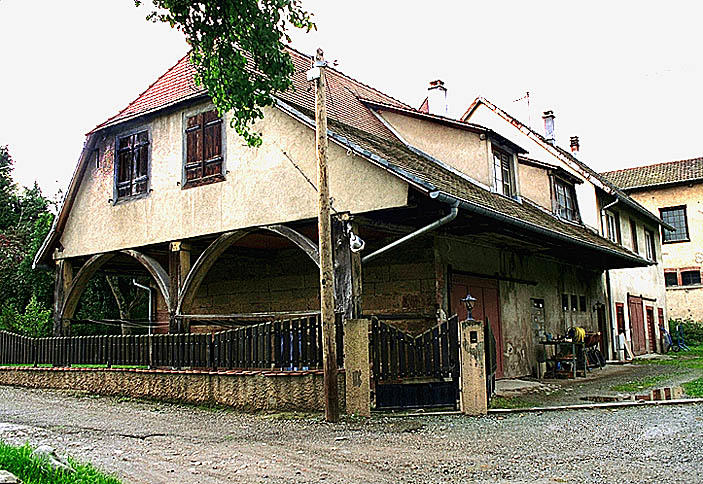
[0,367,345,413]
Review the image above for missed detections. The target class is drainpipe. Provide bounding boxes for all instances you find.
[601,198,619,360]
[132,280,153,336]
[361,196,459,264]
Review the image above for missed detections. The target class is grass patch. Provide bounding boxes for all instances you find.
[489,396,532,409]
[0,442,122,484]
[611,374,669,392]
[682,378,703,398]
[634,345,703,370]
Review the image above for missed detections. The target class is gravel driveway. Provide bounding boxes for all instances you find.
[0,385,701,484]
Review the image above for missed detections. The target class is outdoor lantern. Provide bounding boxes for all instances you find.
[462,293,477,320]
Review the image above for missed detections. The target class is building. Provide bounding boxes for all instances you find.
[604,157,703,322]
[463,97,669,358]
[34,48,653,389]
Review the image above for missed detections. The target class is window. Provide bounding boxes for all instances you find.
[570,294,578,312]
[604,212,621,243]
[184,109,224,187]
[492,149,515,197]
[681,270,701,286]
[630,219,639,254]
[645,229,656,261]
[660,206,689,243]
[664,272,679,287]
[615,303,625,334]
[579,295,587,312]
[561,294,569,311]
[116,130,149,199]
[554,179,579,221]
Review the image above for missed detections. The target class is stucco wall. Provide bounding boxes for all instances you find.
[58,104,408,259]
[436,236,604,378]
[626,183,703,320]
[0,367,346,412]
[377,110,491,187]
[517,162,552,208]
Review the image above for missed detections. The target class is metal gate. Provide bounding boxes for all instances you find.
[485,317,497,401]
[370,315,459,410]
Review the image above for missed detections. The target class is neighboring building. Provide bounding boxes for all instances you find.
[604,157,703,322]
[34,48,651,386]
[463,97,669,358]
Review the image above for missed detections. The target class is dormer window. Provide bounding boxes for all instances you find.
[492,148,515,197]
[553,178,579,222]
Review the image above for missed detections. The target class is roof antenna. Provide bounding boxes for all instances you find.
[513,91,531,127]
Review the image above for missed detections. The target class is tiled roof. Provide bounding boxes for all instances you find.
[603,157,703,190]
[91,47,410,139]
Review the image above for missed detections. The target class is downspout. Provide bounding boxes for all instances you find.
[361,199,459,264]
[601,198,620,360]
[132,280,153,336]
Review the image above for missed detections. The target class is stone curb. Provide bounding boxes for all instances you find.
[488,397,703,414]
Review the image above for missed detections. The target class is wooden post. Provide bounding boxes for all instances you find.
[333,215,362,320]
[168,241,190,333]
[53,259,73,336]
[313,48,339,422]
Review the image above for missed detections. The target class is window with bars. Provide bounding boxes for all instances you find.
[659,206,689,243]
[184,109,224,187]
[115,130,149,200]
[553,178,579,221]
[492,149,515,197]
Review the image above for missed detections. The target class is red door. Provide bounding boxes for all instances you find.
[450,275,503,378]
[628,295,646,356]
[646,306,656,353]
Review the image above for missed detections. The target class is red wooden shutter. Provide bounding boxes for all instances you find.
[185,113,203,181]
[203,110,223,177]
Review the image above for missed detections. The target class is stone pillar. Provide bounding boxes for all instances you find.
[169,241,191,333]
[343,318,371,416]
[459,320,487,415]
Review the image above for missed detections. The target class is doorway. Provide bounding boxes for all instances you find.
[627,295,646,356]
[450,274,504,378]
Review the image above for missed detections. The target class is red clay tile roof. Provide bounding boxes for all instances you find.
[91,47,411,140]
[602,157,703,190]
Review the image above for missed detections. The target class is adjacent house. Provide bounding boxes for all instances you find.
[34,47,653,387]
[462,97,669,358]
[604,157,703,322]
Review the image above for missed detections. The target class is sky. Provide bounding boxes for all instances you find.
[1,1,702,196]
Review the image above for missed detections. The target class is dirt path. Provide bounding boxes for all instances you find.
[1,385,702,483]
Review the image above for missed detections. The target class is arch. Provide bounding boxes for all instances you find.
[61,250,170,322]
[177,225,320,315]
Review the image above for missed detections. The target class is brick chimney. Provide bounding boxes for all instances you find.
[426,80,448,117]
[570,136,580,153]
[542,110,555,144]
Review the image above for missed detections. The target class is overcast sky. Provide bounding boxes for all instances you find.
[2,1,702,196]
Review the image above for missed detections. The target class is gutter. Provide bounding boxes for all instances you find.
[430,191,651,267]
[361,203,459,264]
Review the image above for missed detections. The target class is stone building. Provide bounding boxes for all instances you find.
[34,47,654,381]
[604,157,703,322]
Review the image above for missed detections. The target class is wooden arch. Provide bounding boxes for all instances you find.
[61,249,170,322]
[176,224,320,315]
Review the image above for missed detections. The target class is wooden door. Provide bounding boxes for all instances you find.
[627,295,646,356]
[646,306,656,353]
[450,275,503,378]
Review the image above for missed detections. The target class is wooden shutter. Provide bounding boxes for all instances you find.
[185,109,223,185]
[185,113,204,181]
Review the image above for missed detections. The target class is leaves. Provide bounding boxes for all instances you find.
[138,0,316,147]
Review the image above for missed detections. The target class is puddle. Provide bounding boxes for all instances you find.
[580,386,683,403]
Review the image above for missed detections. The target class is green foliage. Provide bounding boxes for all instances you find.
[0,441,123,484]
[634,344,703,370]
[0,294,52,337]
[136,0,316,147]
[682,377,703,397]
[669,318,703,345]
[610,374,670,392]
[488,396,532,409]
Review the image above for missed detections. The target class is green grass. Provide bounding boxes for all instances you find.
[682,378,703,397]
[0,442,122,484]
[634,345,703,370]
[488,396,532,409]
[611,374,669,392]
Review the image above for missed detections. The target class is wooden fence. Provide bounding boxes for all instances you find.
[0,314,344,370]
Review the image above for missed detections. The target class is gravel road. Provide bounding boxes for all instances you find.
[0,385,701,484]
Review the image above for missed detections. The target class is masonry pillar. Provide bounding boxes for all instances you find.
[343,318,371,416]
[169,241,191,333]
[53,259,73,336]
[458,319,488,415]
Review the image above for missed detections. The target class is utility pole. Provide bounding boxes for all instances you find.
[309,47,339,422]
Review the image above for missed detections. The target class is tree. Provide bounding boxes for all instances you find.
[137,0,316,147]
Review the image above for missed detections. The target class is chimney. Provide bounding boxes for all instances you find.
[570,136,580,153]
[426,79,448,117]
[542,110,555,144]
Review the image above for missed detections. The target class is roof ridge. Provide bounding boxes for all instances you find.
[602,156,703,175]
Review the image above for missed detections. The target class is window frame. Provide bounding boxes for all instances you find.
[644,229,656,261]
[181,105,227,189]
[492,147,516,198]
[664,270,679,287]
[113,126,151,203]
[681,269,702,286]
[630,218,639,254]
[659,205,690,244]
[552,176,581,222]
[604,211,621,244]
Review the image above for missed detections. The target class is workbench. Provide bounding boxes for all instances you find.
[539,340,587,379]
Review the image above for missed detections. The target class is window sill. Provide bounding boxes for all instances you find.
[666,284,703,291]
[113,191,150,205]
[182,174,226,190]
[662,239,691,245]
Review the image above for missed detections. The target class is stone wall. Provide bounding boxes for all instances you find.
[0,367,345,413]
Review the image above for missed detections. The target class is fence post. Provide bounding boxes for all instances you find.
[458,319,487,416]
[343,318,371,417]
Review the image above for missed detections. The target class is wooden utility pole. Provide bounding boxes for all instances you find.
[311,47,339,422]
